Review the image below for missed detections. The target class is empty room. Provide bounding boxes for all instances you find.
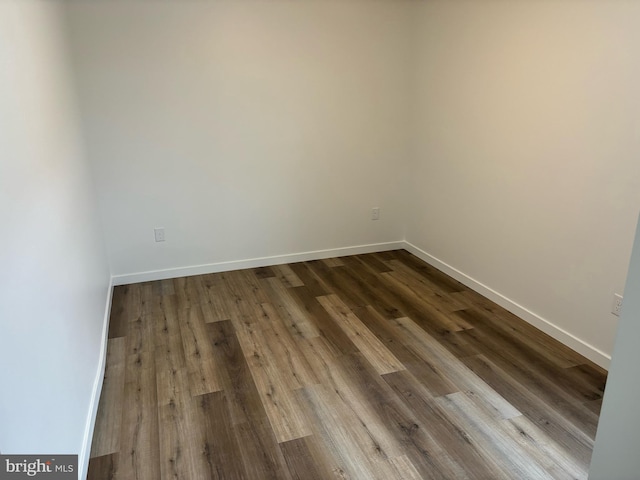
[2,0,640,479]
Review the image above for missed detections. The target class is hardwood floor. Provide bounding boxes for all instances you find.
[88,250,607,479]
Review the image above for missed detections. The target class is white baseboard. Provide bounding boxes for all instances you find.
[403,241,611,370]
[111,239,610,368]
[112,241,405,286]
[79,277,114,480]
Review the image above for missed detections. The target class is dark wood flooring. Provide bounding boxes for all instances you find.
[88,250,607,479]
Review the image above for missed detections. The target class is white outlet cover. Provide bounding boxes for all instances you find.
[154,228,165,242]
[612,293,623,316]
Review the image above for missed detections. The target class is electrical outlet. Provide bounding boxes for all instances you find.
[154,227,165,242]
[612,293,623,317]
[371,207,380,221]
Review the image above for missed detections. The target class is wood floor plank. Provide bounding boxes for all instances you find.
[440,389,588,479]
[208,319,273,426]
[317,294,405,375]
[381,271,473,332]
[255,302,320,389]
[385,257,461,298]
[353,253,393,273]
[388,454,425,480]
[109,285,141,337]
[157,391,206,480]
[206,321,294,479]
[297,337,461,479]
[435,392,552,479]
[234,421,295,480]
[262,277,320,340]
[457,325,601,437]
[173,273,231,322]
[87,453,118,480]
[173,275,206,311]
[502,415,588,480]
[287,262,330,297]
[389,316,521,420]
[214,272,254,321]
[455,306,581,371]
[297,384,400,480]
[91,250,606,480]
[383,369,502,480]
[154,333,188,409]
[353,305,459,397]
[254,266,277,279]
[338,256,405,319]
[139,281,165,317]
[217,269,271,322]
[371,250,396,262]
[341,256,477,357]
[273,263,304,288]
[199,273,234,322]
[391,250,467,293]
[321,257,345,268]
[563,363,607,400]
[383,266,473,322]
[461,290,586,367]
[90,337,126,457]
[194,391,247,479]
[178,305,223,396]
[583,398,603,416]
[305,261,368,313]
[288,286,359,356]
[118,351,160,480]
[125,313,154,357]
[151,295,179,347]
[234,269,272,306]
[461,353,596,466]
[231,314,312,442]
[280,436,333,480]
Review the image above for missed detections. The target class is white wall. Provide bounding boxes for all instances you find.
[0,0,110,473]
[63,0,640,368]
[589,214,640,478]
[407,0,640,366]
[65,1,411,281]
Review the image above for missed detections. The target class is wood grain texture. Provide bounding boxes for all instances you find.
[317,294,405,375]
[87,453,118,480]
[178,305,223,396]
[263,277,320,340]
[232,312,312,443]
[118,351,160,480]
[207,321,292,478]
[90,337,125,457]
[89,250,605,479]
[272,264,304,288]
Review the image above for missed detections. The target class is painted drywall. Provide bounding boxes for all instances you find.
[589,214,640,477]
[407,0,640,365]
[0,0,110,472]
[64,1,411,279]
[63,0,640,368]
